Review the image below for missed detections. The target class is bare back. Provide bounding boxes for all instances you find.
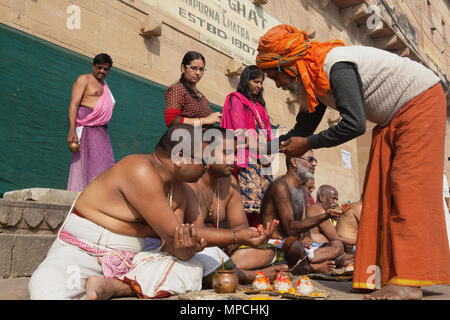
[336,200,362,240]
[74,154,186,239]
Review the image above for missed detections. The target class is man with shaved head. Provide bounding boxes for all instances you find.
[307,185,356,267]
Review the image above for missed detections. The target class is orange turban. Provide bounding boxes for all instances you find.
[256,24,345,112]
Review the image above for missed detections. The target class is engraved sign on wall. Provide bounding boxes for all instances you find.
[142,0,281,65]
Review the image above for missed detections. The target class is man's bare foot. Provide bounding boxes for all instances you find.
[85,276,112,300]
[310,261,336,275]
[364,284,423,300]
[85,276,135,300]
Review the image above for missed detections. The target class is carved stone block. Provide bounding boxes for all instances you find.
[140,13,163,38]
[23,207,45,229]
[225,59,244,77]
[45,210,66,230]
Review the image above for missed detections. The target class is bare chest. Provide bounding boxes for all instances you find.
[85,82,104,97]
[202,201,227,228]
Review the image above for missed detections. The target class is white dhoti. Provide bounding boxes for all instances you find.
[117,250,203,298]
[145,238,231,277]
[29,211,203,300]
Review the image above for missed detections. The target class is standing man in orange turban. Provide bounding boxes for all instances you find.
[256,24,449,300]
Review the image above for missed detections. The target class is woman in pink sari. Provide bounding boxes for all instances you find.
[221,65,273,228]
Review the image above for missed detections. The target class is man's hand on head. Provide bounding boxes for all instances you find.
[279,137,311,157]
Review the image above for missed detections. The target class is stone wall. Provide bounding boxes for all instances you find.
[0,199,70,278]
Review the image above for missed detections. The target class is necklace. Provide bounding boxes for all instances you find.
[193,88,202,98]
[201,180,220,228]
[201,188,214,216]
[150,154,173,207]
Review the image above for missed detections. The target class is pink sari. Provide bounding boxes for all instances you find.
[220,92,273,168]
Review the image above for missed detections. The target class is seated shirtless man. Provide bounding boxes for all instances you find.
[307,185,357,267]
[185,128,288,283]
[261,154,345,275]
[29,124,273,300]
[336,198,362,258]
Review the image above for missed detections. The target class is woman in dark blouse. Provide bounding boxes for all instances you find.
[164,51,221,127]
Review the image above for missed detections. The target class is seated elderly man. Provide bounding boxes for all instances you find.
[336,198,362,259]
[307,185,357,267]
[28,124,274,300]
[261,153,345,275]
[185,127,288,284]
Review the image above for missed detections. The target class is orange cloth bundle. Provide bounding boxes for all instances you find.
[256,24,344,112]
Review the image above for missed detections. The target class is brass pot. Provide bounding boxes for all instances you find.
[212,269,238,294]
[69,139,80,152]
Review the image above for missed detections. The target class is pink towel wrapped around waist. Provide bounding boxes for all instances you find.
[59,230,135,279]
[76,81,114,127]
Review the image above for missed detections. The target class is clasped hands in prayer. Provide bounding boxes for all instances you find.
[160,224,206,261]
[163,220,279,261]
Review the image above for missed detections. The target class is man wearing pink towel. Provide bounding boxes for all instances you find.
[67,53,116,192]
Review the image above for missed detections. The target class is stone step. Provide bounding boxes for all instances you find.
[0,233,56,278]
[0,198,71,278]
[0,199,70,234]
[3,188,78,206]
[1,276,449,300]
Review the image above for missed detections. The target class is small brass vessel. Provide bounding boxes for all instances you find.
[69,138,80,152]
[212,269,239,294]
